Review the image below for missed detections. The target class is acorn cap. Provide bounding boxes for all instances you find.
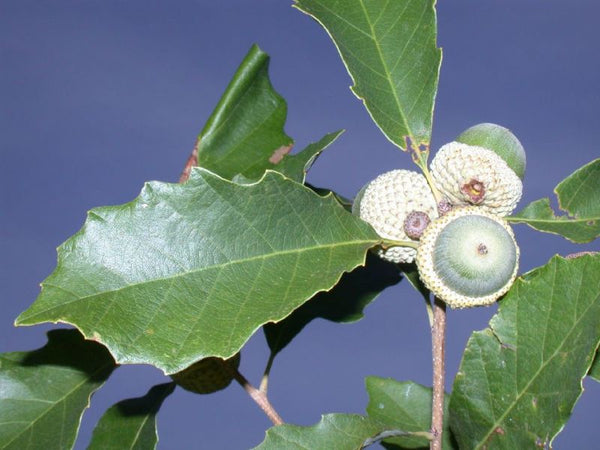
[430,142,523,216]
[416,207,519,308]
[171,352,241,394]
[456,123,526,179]
[353,169,438,263]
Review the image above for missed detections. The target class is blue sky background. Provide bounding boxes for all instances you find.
[2,1,599,448]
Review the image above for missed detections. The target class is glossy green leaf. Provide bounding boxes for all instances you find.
[0,329,116,450]
[194,45,342,182]
[294,0,442,150]
[87,383,175,450]
[16,169,380,374]
[264,252,401,357]
[256,377,451,449]
[508,159,600,242]
[195,44,293,180]
[449,254,600,449]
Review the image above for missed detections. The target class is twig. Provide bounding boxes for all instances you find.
[232,368,284,426]
[431,297,446,450]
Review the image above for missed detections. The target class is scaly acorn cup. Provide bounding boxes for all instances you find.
[430,141,523,216]
[352,169,438,263]
[171,352,241,394]
[456,122,526,179]
[416,207,519,308]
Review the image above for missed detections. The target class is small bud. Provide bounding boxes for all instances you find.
[403,211,431,239]
[437,199,453,216]
[353,169,438,263]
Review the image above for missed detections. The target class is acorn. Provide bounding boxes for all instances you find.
[430,141,523,216]
[456,123,526,179]
[171,352,241,394]
[353,169,438,263]
[416,207,519,308]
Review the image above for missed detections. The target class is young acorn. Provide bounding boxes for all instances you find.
[171,352,241,394]
[353,169,438,263]
[416,207,519,308]
[430,123,526,216]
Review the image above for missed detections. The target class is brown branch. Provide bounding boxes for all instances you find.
[431,297,446,450]
[233,368,284,426]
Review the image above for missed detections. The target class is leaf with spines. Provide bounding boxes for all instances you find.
[256,377,452,449]
[0,329,116,450]
[449,254,600,449]
[87,383,175,450]
[508,159,600,242]
[294,0,442,151]
[16,169,380,374]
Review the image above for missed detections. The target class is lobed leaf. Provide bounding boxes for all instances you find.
[508,159,600,242]
[449,254,600,449]
[0,329,116,450]
[87,383,175,450]
[294,0,442,150]
[193,44,342,182]
[194,44,293,180]
[16,169,380,374]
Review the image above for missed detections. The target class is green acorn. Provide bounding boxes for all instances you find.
[416,207,519,308]
[171,352,241,394]
[456,122,526,179]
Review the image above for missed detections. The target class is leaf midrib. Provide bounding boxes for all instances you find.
[21,239,378,323]
[304,0,413,140]
[357,0,412,138]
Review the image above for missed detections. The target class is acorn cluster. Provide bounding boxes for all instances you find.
[354,123,525,308]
